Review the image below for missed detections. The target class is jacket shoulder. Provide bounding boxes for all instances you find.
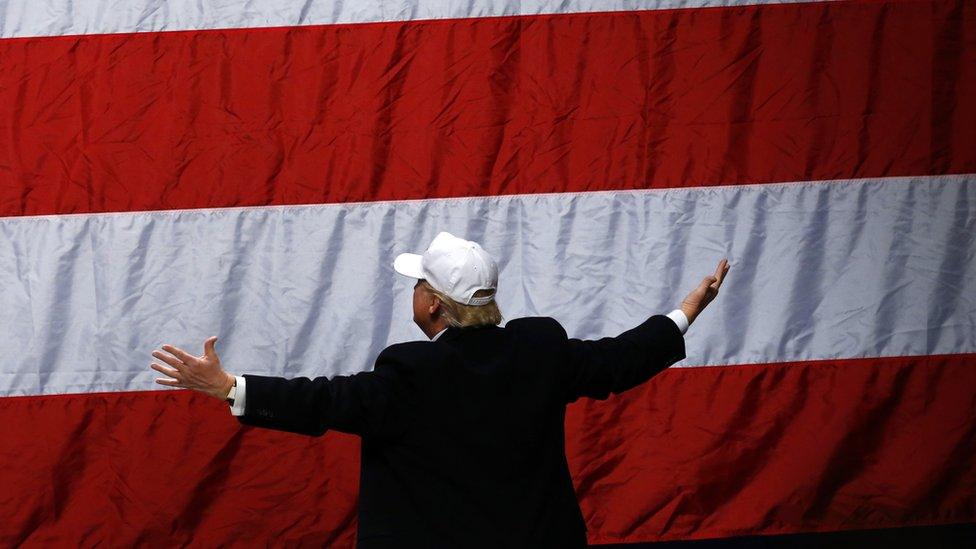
[505,316,568,339]
[374,340,445,371]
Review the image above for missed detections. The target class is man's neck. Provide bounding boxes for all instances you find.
[421,318,450,340]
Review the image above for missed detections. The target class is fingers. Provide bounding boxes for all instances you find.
[699,275,717,292]
[712,258,726,278]
[150,362,181,379]
[713,259,729,282]
[154,377,183,387]
[709,259,730,290]
[203,336,218,360]
[152,350,187,370]
[161,344,196,364]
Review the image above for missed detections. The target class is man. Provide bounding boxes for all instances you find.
[151,232,730,548]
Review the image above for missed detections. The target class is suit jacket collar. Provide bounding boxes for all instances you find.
[436,326,462,343]
[435,324,498,344]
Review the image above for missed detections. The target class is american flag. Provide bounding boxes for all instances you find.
[1,0,973,545]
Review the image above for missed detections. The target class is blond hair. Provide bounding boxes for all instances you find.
[420,280,502,328]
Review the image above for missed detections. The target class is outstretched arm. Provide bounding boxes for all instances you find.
[230,370,399,437]
[561,259,730,402]
[150,339,401,437]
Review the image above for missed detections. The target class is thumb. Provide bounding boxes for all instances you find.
[702,275,717,287]
[203,336,219,359]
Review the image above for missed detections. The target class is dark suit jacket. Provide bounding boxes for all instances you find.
[239,315,685,548]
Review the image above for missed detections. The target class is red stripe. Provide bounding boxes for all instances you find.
[1,0,973,217]
[568,353,976,543]
[1,391,361,547]
[3,354,973,545]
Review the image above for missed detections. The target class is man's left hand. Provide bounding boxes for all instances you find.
[680,259,730,325]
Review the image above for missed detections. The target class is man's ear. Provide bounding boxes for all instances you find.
[428,295,441,316]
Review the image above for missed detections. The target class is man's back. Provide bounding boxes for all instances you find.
[357,318,585,548]
[239,314,685,548]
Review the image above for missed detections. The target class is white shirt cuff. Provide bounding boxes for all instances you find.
[665,309,689,335]
[229,375,247,416]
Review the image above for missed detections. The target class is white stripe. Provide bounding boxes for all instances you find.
[0,0,836,40]
[0,174,973,397]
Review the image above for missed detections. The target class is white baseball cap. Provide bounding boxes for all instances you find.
[394,232,498,306]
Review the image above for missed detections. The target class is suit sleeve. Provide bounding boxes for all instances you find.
[237,352,406,438]
[559,315,686,403]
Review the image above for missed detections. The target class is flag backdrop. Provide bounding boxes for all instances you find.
[1,0,974,546]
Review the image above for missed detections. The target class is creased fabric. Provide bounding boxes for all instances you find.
[1,1,973,217]
[1,0,975,546]
[0,0,830,39]
[0,175,974,397]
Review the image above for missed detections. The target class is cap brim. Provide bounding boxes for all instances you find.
[393,253,425,279]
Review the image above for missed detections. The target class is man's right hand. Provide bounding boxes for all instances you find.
[680,259,730,325]
[150,336,235,401]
